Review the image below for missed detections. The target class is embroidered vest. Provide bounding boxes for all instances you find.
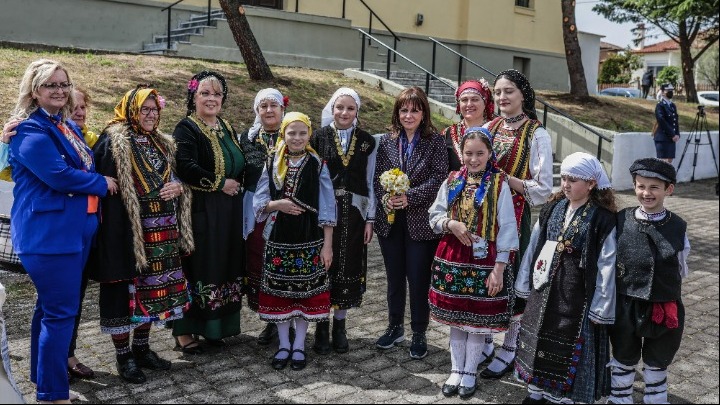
[312,126,375,197]
[616,208,686,301]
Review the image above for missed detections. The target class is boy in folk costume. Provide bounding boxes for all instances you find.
[607,158,690,405]
[428,127,518,399]
[515,152,618,404]
[310,88,377,354]
[253,112,336,371]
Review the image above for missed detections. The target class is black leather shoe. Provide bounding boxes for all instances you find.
[116,357,147,384]
[331,318,349,353]
[313,321,331,355]
[290,349,307,371]
[257,323,278,346]
[458,384,477,399]
[441,383,459,397]
[480,357,514,379]
[271,348,291,370]
[133,349,171,371]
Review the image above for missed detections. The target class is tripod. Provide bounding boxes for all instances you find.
[677,105,719,183]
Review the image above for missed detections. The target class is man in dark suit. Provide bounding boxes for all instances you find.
[654,83,680,163]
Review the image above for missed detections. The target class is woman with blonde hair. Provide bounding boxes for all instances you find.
[9,59,117,403]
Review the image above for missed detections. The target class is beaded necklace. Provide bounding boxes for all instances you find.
[256,129,279,155]
[639,207,667,222]
[504,113,527,124]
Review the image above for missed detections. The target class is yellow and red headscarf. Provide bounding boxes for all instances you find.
[109,86,163,134]
[272,112,319,189]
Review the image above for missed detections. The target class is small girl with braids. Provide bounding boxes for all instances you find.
[428,127,518,399]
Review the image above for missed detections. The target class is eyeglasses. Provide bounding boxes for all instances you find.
[198,91,223,98]
[140,106,160,116]
[40,82,73,92]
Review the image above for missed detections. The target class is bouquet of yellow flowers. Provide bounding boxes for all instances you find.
[379,168,410,224]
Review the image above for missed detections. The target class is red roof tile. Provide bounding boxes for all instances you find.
[633,38,679,54]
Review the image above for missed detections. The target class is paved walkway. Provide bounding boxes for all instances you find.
[1,179,718,404]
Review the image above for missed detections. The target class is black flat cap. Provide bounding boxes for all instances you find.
[629,157,677,184]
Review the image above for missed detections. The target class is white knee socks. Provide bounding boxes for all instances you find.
[643,366,668,404]
[446,327,467,386]
[461,333,485,387]
[607,358,636,404]
[275,321,291,359]
[292,319,309,360]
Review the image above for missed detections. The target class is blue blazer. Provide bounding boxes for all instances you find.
[9,109,107,255]
[655,99,679,142]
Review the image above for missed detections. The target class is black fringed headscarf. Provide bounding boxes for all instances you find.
[494,69,537,120]
[185,70,228,116]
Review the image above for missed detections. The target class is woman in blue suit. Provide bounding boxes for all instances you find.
[8,59,117,404]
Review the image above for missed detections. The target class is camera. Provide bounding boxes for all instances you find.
[698,104,705,116]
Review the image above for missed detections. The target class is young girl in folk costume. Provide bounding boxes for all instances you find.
[253,112,336,371]
[514,152,617,404]
[428,127,518,399]
[310,87,377,354]
[443,79,495,172]
[481,69,554,380]
[239,88,287,345]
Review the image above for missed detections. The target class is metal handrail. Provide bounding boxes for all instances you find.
[358,29,455,97]
[428,37,612,159]
[160,0,214,51]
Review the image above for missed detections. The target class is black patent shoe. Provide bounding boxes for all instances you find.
[480,357,514,379]
[257,323,278,346]
[442,383,459,397]
[458,384,477,399]
[290,349,307,371]
[271,348,291,370]
[116,357,147,384]
[133,349,172,370]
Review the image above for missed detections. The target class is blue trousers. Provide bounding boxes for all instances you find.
[377,211,439,333]
[19,214,97,402]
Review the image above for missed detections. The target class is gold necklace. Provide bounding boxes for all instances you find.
[257,129,278,154]
[333,127,357,167]
[197,115,223,137]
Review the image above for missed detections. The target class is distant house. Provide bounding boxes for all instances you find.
[599,40,624,74]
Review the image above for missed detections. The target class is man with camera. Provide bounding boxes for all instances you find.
[654,83,680,163]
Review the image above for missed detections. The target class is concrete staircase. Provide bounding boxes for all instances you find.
[141,9,226,54]
[365,69,457,106]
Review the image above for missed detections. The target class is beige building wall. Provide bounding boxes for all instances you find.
[155,0,564,54]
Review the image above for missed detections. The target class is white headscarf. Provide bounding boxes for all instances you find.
[321,87,361,128]
[248,88,284,141]
[560,152,612,190]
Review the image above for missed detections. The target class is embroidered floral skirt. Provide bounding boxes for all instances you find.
[428,235,514,333]
[258,238,330,322]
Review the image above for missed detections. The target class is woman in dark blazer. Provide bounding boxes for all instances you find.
[9,59,116,403]
[374,86,448,359]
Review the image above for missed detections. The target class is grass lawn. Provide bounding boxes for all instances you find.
[1,46,717,138]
